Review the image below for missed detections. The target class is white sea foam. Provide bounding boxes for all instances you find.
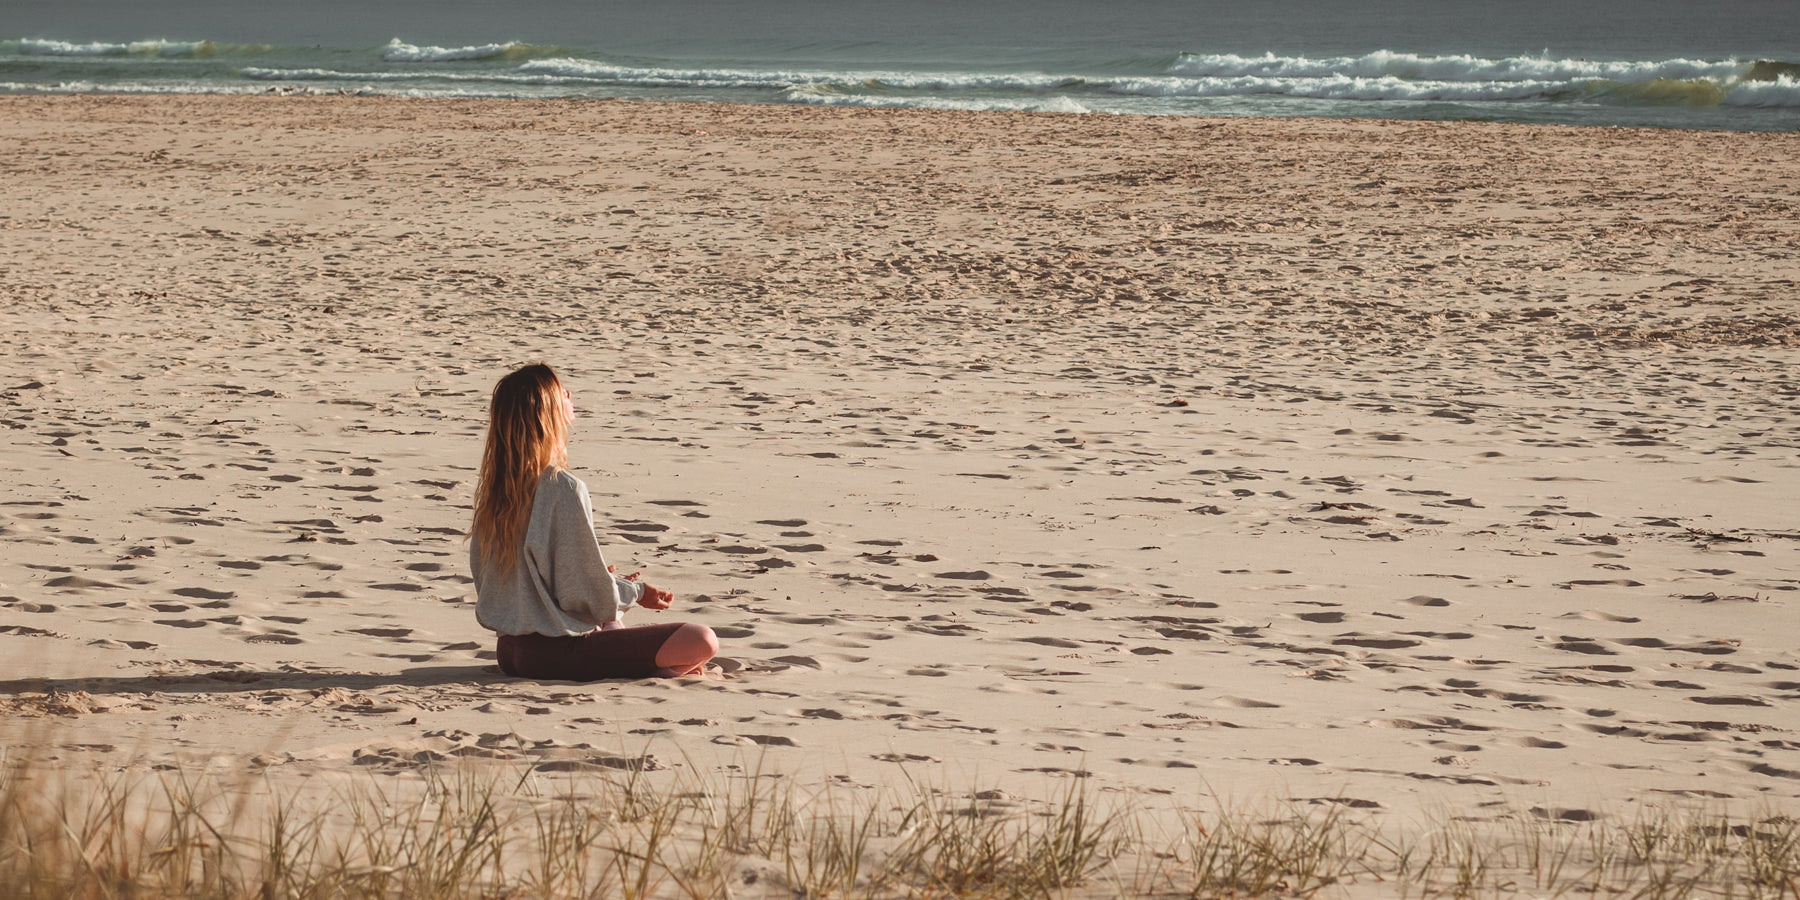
[1110,74,1568,103]
[781,84,1091,113]
[0,76,549,99]
[244,55,1777,110]
[0,78,327,95]
[243,67,378,81]
[1165,51,1746,85]
[1725,75,1800,108]
[19,38,210,57]
[381,38,531,62]
[241,66,597,87]
[521,58,1090,92]
[860,73,1083,91]
[520,57,821,87]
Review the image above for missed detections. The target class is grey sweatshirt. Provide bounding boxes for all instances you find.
[470,468,645,636]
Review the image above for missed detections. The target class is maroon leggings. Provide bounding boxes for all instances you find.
[496,623,687,681]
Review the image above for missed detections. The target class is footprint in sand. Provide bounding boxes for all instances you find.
[1509,736,1569,749]
[1563,610,1641,623]
[1398,595,1450,607]
[348,626,414,638]
[935,570,992,580]
[45,575,121,590]
[773,615,839,626]
[89,638,157,650]
[1551,638,1617,655]
[1369,716,1489,731]
[1296,611,1347,623]
[1575,723,1642,742]
[272,555,344,571]
[1530,807,1600,822]
[614,522,667,543]
[712,734,798,747]
[1669,641,1741,655]
[1741,762,1800,780]
[1705,662,1759,674]
[1213,696,1282,708]
[907,622,982,636]
[1689,695,1770,707]
[0,625,61,638]
[1332,635,1422,649]
[1118,757,1199,769]
[1426,739,1483,752]
[173,587,235,601]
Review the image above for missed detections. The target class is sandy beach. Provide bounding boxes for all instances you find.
[2,94,1797,890]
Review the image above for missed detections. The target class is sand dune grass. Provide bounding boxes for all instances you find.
[3,746,1797,899]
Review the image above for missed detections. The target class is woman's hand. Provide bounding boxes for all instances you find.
[613,565,673,609]
[636,583,674,610]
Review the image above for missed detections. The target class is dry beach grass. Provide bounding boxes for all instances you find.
[1,95,1797,894]
[3,750,1799,898]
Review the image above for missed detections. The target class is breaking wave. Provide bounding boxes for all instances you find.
[1166,51,1745,85]
[16,38,269,57]
[1158,51,1800,108]
[380,39,558,62]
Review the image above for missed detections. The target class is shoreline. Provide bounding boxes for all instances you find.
[2,93,1797,836]
[4,90,1799,136]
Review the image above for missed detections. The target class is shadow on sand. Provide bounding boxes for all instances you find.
[0,665,509,698]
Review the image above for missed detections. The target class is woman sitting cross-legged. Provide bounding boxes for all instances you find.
[469,363,718,679]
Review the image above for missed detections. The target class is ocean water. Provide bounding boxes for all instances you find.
[5,0,1797,131]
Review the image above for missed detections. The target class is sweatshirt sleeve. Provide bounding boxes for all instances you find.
[540,475,622,627]
[614,573,645,607]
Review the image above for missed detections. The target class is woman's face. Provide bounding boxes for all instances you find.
[559,385,574,424]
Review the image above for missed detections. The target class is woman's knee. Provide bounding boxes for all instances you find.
[656,622,718,668]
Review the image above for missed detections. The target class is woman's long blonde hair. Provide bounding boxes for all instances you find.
[471,363,570,577]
